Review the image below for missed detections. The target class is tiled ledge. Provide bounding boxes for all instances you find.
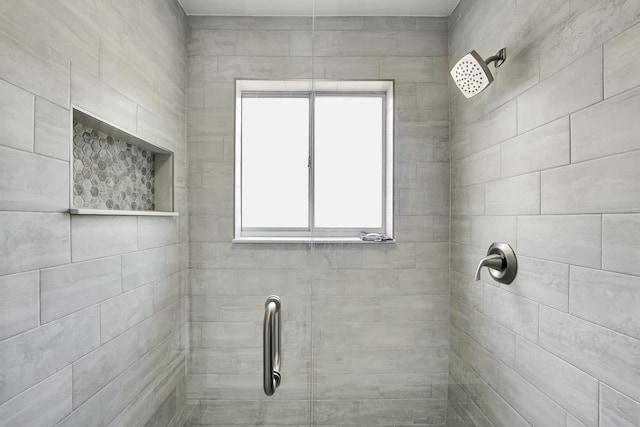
[69,208,179,217]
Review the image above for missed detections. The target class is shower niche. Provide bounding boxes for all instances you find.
[69,108,177,216]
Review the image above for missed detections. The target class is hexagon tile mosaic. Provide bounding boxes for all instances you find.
[73,121,155,211]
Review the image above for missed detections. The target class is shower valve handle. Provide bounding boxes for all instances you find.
[474,242,518,285]
[474,254,505,281]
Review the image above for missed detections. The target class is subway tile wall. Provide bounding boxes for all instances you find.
[186,16,451,426]
[447,1,640,426]
[0,1,189,426]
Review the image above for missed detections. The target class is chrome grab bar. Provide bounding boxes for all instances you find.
[263,295,282,396]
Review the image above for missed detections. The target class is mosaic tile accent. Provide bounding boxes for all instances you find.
[72,121,155,210]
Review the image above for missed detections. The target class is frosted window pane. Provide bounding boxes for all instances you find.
[241,97,309,228]
[314,96,383,228]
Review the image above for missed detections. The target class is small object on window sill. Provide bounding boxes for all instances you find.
[360,232,393,242]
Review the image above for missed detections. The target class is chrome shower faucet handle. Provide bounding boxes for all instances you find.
[474,242,518,284]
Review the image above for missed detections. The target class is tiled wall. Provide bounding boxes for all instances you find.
[186,16,451,426]
[447,1,640,426]
[72,122,156,211]
[0,1,189,426]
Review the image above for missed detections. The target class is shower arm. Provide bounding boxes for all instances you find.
[485,48,507,68]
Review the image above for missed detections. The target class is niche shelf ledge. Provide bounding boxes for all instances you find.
[69,208,179,217]
[70,107,176,216]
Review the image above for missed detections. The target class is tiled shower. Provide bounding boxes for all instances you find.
[0,1,639,426]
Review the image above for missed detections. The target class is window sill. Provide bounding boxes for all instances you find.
[232,237,395,244]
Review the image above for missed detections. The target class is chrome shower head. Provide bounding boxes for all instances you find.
[450,48,506,98]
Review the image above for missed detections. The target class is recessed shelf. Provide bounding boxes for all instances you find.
[70,107,176,216]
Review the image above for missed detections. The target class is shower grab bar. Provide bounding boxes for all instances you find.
[263,295,282,396]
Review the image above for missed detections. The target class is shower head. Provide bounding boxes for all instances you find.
[450,48,506,98]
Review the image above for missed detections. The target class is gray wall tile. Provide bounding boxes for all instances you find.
[186,15,450,427]
[470,216,516,250]
[136,106,177,152]
[324,56,380,79]
[0,271,39,341]
[538,305,640,403]
[468,308,516,368]
[451,145,500,188]
[497,363,567,426]
[500,117,570,178]
[237,31,292,56]
[0,212,70,276]
[0,31,69,108]
[99,43,154,111]
[199,400,309,425]
[359,243,415,269]
[71,215,137,262]
[57,337,174,427]
[451,100,516,161]
[398,30,448,57]
[34,97,70,161]
[137,304,178,356]
[572,86,640,163]
[0,1,99,77]
[604,22,640,98]
[122,247,167,292]
[154,274,180,312]
[515,336,599,427]
[314,31,398,57]
[0,146,68,212]
[506,255,569,311]
[313,398,445,425]
[450,243,485,278]
[517,48,603,133]
[138,217,179,250]
[517,215,601,268]
[451,216,471,245]
[449,1,640,425]
[0,78,34,153]
[600,383,640,427]
[314,17,363,30]
[474,380,530,427]
[603,214,640,276]
[567,413,589,427]
[458,331,498,388]
[0,366,71,427]
[451,184,484,216]
[313,372,434,400]
[417,84,449,109]
[0,307,99,405]
[72,327,139,408]
[537,0,640,80]
[71,68,137,134]
[542,151,640,214]
[485,172,540,215]
[450,271,483,311]
[483,284,538,342]
[109,383,155,427]
[380,57,434,82]
[100,284,154,343]
[570,266,640,340]
[0,1,188,426]
[41,256,121,323]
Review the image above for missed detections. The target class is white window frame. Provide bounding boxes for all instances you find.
[233,79,394,243]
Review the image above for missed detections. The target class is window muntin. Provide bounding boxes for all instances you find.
[235,80,394,242]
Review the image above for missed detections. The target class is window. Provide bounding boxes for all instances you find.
[234,80,394,242]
